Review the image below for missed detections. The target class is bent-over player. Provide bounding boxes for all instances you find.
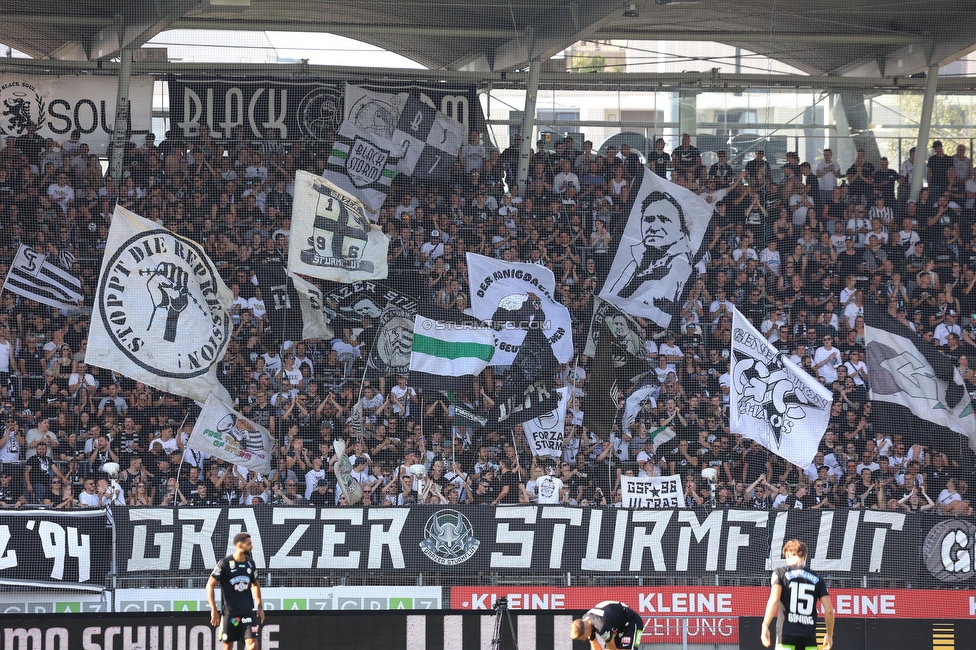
[570,600,644,649]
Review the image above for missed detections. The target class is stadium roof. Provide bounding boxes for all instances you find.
[0,0,974,78]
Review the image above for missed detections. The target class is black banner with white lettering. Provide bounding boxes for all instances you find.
[166,78,483,144]
[0,509,111,586]
[113,506,937,580]
[0,611,563,650]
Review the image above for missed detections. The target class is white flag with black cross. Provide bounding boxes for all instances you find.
[288,170,390,283]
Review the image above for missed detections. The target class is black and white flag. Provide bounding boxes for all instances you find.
[87,206,234,404]
[367,302,416,377]
[864,304,976,451]
[466,253,574,365]
[288,170,390,283]
[254,263,334,345]
[392,94,465,180]
[730,306,832,467]
[319,84,406,214]
[522,387,570,458]
[600,165,713,329]
[3,244,83,311]
[582,296,649,385]
[290,272,335,341]
[490,327,560,427]
[583,321,626,436]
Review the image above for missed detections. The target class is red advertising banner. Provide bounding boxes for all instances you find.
[450,586,976,644]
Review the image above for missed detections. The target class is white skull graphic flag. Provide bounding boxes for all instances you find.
[730,306,832,467]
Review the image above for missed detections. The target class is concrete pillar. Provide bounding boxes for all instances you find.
[516,58,542,194]
[910,64,940,202]
[109,48,134,182]
[678,89,698,140]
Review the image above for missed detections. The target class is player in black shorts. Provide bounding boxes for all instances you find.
[570,600,644,650]
[761,539,834,650]
[206,532,265,650]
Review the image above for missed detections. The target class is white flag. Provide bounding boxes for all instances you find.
[465,252,574,364]
[315,84,408,213]
[620,474,685,508]
[522,387,570,458]
[187,394,274,475]
[621,384,658,437]
[410,315,494,377]
[342,84,409,132]
[730,306,833,467]
[600,166,713,328]
[288,170,390,282]
[87,206,233,404]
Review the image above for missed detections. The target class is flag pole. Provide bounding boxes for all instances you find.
[354,316,387,441]
[511,430,522,480]
[173,409,192,485]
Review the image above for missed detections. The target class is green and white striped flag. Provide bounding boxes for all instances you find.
[647,425,677,454]
[410,315,494,382]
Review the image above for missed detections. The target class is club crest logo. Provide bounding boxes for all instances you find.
[923,519,976,582]
[98,230,231,379]
[0,80,47,136]
[367,304,414,374]
[345,136,391,187]
[420,509,480,566]
[349,93,401,141]
[296,86,343,143]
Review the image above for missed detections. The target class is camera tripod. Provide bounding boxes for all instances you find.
[491,597,520,650]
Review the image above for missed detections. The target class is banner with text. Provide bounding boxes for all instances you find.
[167,78,483,143]
[450,586,976,644]
[0,509,111,586]
[620,474,685,508]
[0,75,154,154]
[114,586,442,612]
[112,507,951,581]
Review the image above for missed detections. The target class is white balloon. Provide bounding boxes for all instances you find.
[701,151,719,168]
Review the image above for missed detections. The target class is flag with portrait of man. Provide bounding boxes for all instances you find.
[600,165,713,329]
[583,296,648,380]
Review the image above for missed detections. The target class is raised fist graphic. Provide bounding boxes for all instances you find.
[145,262,190,343]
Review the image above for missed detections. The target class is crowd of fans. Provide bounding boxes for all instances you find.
[0,123,973,516]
